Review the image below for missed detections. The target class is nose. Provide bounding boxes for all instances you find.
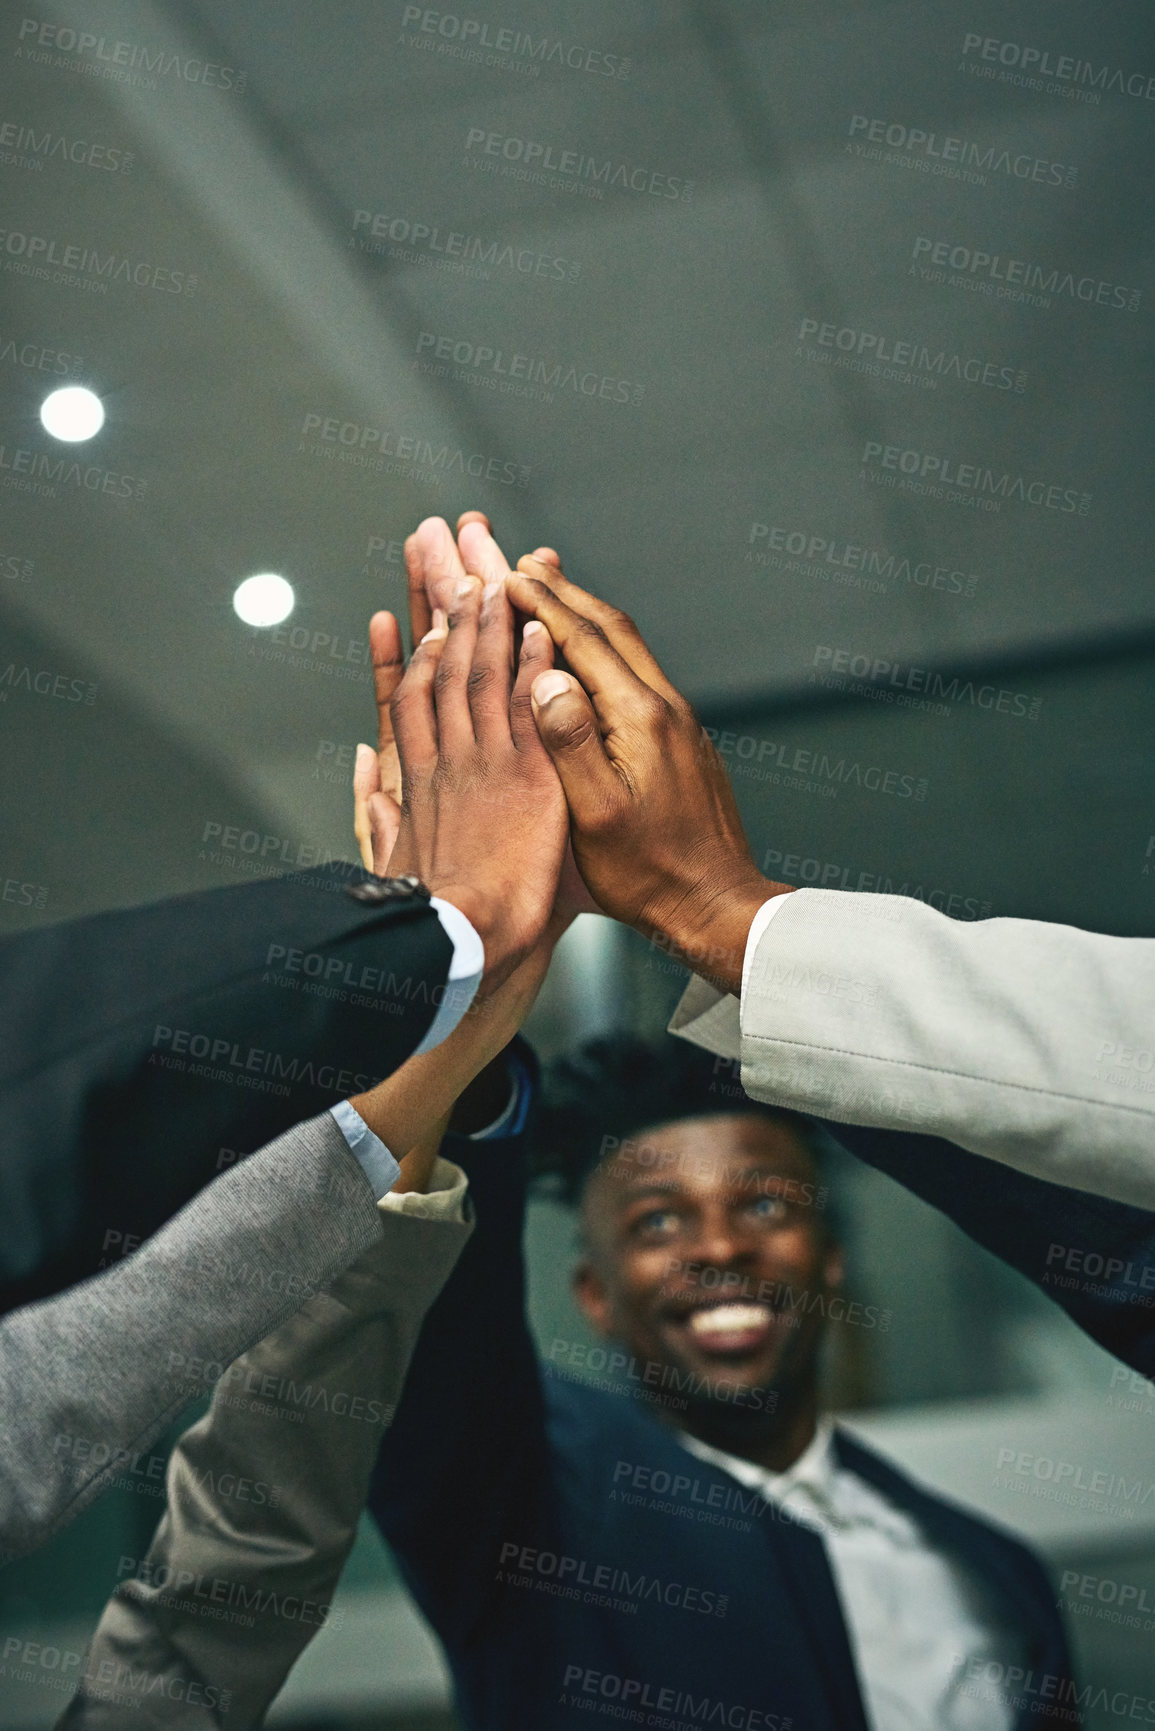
[684,1205,760,1285]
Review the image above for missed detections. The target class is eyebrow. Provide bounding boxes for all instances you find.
[619,1168,800,1201]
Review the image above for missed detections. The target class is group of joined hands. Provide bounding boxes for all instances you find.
[344,510,787,1182]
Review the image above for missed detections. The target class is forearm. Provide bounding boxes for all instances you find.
[350,932,554,1153]
[0,1114,381,1564]
[59,1193,473,1730]
[674,889,1155,1208]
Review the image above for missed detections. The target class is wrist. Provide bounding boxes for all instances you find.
[639,864,789,996]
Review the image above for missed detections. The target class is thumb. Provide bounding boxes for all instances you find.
[529,670,619,821]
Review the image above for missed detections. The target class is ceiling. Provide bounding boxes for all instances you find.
[1,0,1153,933]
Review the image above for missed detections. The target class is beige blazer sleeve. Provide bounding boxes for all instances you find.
[670,889,1155,1210]
[56,1167,472,1730]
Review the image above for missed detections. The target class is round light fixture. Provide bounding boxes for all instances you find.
[233,573,295,628]
[40,386,105,442]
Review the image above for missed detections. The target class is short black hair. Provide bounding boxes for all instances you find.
[529,1031,829,1209]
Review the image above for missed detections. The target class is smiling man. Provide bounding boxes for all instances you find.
[569,1089,839,1475]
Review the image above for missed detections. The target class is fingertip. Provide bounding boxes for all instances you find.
[456,509,491,532]
[531,670,575,707]
[532,546,561,567]
[523,620,546,640]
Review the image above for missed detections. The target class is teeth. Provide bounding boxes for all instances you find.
[687,1303,770,1337]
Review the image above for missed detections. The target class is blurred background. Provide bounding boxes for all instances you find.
[2,0,1154,1725]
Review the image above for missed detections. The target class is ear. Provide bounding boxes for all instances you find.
[823,1242,845,1294]
[572,1258,614,1339]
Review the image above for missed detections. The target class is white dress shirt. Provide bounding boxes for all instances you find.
[330,894,484,1198]
[681,1420,1026,1731]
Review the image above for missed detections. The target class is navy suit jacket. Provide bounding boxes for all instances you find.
[372,1101,1077,1731]
[0,863,450,1312]
[822,1123,1155,1377]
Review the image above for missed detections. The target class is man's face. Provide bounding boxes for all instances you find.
[573,1115,841,1409]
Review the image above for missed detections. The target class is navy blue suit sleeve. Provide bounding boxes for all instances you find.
[822,1121,1155,1378]
[0,864,450,1312]
[368,1043,553,1647]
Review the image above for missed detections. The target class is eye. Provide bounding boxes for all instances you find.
[633,1208,680,1238]
[747,1195,788,1224]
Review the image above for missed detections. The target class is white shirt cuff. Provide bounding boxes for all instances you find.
[741,894,794,1002]
[330,1098,401,1201]
[410,896,484,1057]
[378,1156,470,1221]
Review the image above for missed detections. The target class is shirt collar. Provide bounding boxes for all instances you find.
[679,1416,839,1522]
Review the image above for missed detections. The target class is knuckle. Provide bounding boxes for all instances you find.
[549,709,599,753]
[466,665,497,698]
[571,617,608,650]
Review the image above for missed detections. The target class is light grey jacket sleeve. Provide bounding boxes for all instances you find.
[0,1112,385,1565]
[55,1168,473,1730]
[670,889,1155,1210]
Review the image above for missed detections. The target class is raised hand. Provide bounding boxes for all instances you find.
[399,514,600,925]
[503,558,787,995]
[381,565,569,993]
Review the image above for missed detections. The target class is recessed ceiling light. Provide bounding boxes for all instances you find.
[40,385,105,442]
[232,572,295,627]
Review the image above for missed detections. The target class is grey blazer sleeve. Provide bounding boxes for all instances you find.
[0,1112,384,1565]
[55,1190,474,1730]
[669,889,1155,1210]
